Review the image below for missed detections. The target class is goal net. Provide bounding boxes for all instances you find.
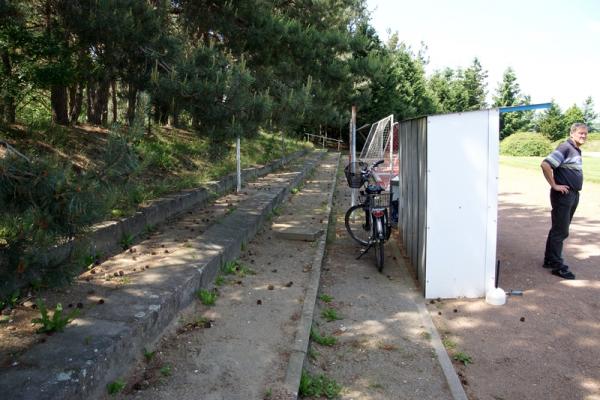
[358,115,399,190]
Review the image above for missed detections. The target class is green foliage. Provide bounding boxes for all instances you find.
[493,68,533,139]
[119,234,134,250]
[31,300,79,334]
[428,58,488,113]
[500,132,553,156]
[0,153,104,297]
[442,338,457,350]
[582,97,598,130]
[106,379,126,395]
[321,308,342,322]
[310,327,337,346]
[563,104,585,133]
[143,348,156,362]
[221,260,254,277]
[215,275,226,287]
[453,352,473,365]
[159,364,172,377]
[318,294,333,303]
[197,289,217,306]
[0,290,20,310]
[537,101,567,141]
[299,370,342,399]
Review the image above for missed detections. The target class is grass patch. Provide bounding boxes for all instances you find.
[500,155,600,184]
[31,300,79,334]
[299,370,342,399]
[143,348,156,362]
[159,364,172,377]
[215,275,226,286]
[321,308,342,322]
[196,289,218,306]
[107,379,126,395]
[453,351,473,365]
[310,327,337,346]
[318,294,333,303]
[221,260,255,277]
[442,338,457,350]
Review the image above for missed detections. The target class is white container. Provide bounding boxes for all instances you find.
[485,287,506,306]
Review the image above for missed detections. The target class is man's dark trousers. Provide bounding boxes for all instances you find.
[544,189,579,269]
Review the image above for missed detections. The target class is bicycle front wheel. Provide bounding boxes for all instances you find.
[345,204,370,246]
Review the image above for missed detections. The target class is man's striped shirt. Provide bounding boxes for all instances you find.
[544,138,583,191]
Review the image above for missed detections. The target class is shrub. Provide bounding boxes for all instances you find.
[500,132,553,156]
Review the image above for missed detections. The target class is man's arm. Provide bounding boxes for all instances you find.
[541,160,569,193]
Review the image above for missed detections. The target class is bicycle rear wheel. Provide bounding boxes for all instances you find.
[345,204,370,246]
[374,239,384,272]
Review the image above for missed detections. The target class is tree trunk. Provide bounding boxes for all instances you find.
[99,80,109,125]
[1,50,16,124]
[126,83,137,125]
[51,85,69,125]
[69,84,83,124]
[172,106,180,128]
[86,80,94,123]
[87,79,109,125]
[111,81,118,123]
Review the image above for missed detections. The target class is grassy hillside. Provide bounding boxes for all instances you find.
[0,123,313,295]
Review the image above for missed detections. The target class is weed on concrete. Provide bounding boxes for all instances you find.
[321,308,342,322]
[197,289,218,306]
[310,327,337,346]
[299,369,342,399]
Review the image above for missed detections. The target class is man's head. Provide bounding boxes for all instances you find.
[569,123,588,148]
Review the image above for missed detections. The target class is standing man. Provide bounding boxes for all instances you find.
[541,122,588,279]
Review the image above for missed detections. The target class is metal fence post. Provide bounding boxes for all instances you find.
[236,136,241,192]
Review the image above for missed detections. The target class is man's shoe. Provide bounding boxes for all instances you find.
[551,268,575,280]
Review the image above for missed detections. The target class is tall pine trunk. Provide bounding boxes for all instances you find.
[68,84,83,124]
[1,50,16,124]
[111,81,118,123]
[126,83,137,125]
[51,85,69,125]
[87,79,110,125]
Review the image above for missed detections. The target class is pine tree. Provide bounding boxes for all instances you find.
[563,104,585,133]
[537,101,566,141]
[582,96,598,131]
[493,68,532,139]
[462,58,488,111]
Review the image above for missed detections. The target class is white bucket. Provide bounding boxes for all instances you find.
[485,287,506,306]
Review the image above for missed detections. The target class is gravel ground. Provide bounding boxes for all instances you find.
[303,159,454,400]
[428,164,600,400]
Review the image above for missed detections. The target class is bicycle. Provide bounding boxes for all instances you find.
[343,160,393,272]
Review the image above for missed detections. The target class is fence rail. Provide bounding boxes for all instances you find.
[304,133,344,151]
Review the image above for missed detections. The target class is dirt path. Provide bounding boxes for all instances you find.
[105,152,339,400]
[303,159,454,400]
[428,164,600,400]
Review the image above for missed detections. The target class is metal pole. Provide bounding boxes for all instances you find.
[236,136,241,192]
[350,106,357,207]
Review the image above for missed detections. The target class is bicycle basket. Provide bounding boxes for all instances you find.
[344,162,367,188]
[367,192,391,209]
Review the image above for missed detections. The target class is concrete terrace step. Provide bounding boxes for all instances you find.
[0,151,327,400]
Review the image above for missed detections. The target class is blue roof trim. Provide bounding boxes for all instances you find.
[499,103,552,113]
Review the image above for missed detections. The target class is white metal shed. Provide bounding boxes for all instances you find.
[398,109,500,299]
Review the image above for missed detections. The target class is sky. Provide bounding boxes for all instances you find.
[366,0,600,114]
